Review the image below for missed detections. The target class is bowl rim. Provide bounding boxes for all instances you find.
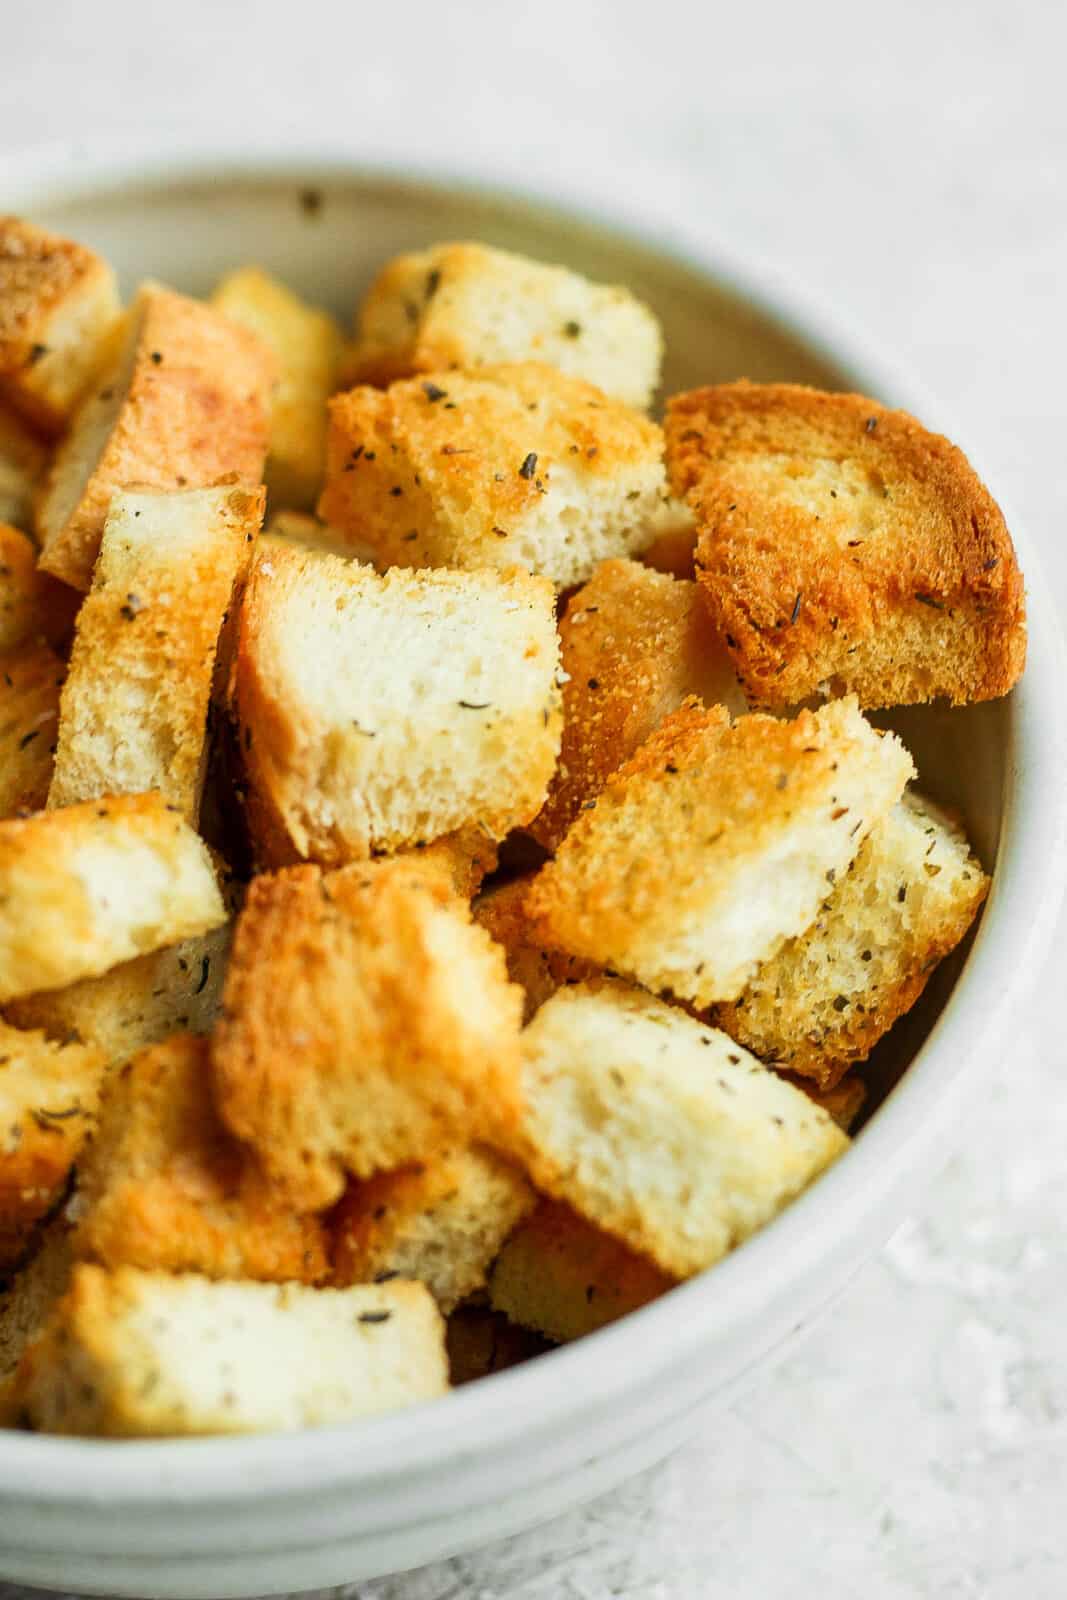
[1,133,1064,1504]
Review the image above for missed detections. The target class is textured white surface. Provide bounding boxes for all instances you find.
[2,1,1065,1594]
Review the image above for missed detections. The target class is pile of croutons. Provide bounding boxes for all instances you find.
[0,219,1024,1437]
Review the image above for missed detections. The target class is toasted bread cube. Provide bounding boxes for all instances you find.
[36,283,275,590]
[790,1073,867,1131]
[212,266,343,511]
[0,405,47,531]
[15,1266,448,1436]
[319,363,666,586]
[637,497,699,579]
[212,860,524,1208]
[715,792,989,1087]
[402,827,499,900]
[0,792,225,1003]
[0,1021,106,1268]
[473,875,600,1021]
[48,486,263,822]
[264,507,378,567]
[0,1217,75,1384]
[0,641,64,817]
[527,697,913,1007]
[73,1035,326,1283]
[330,1147,536,1313]
[0,219,120,434]
[235,542,561,864]
[667,382,1027,709]
[0,523,80,652]
[510,983,848,1277]
[531,559,746,851]
[489,1199,674,1343]
[8,918,233,1067]
[350,241,662,409]
[445,1302,549,1385]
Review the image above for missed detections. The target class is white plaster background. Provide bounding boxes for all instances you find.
[1,1,1065,1594]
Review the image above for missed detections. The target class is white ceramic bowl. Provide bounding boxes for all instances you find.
[0,142,1064,1599]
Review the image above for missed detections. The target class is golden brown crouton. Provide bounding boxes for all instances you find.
[0,641,64,818]
[14,1266,448,1436]
[0,218,120,434]
[330,1146,536,1313]
[473,875,600,1021]
[0,405,47,531]
[349,241,663,408]
[527,696,913,1007]
[489,1199,674,1343]
[401,827,500,900]
[212,860,524,1208]
[636,498,699,579]
[319,363,666,586]
[212,266,344,510]
[789,1073,868,1131]
[667,382,1027,709]
[7,920,234,1067]
[36,283,276,590]
[0,1217,75,1394]
[0,523,80,653]
[0,792,225,1003]
[509,982,848,1278]
[74,1034,326,1284]
[445,1301,550,1385]
[0,1021,106,1269]
[264,507,378,567]
[530,558,746,850]
[714,791,989,1087]
[234,542,561,865]
[48,485,263,822]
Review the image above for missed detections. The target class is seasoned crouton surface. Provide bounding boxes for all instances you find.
[74,1034,326,1283]
[48,485,263,821]
[235,542,561,864]
[36,283,275,590]
[667,382,1026,709]
[350,241,663,408]
[0,792,225,1002]
[510,982,848,1277]
[715,791,989,1086]
[319,362,666,585]
[15,1266,448,1435]
[212,860,524,1207]
[527,696,913,1006]
[530,558,746,850]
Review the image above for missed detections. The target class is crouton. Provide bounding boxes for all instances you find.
[489,1199,674,1343]
[510,982,848,1277]
[667,382,1027,709]
[637,497,699,579]
[714,791,989,1087]
[0,792,225,1003]
[330,1146,536,1312]
[212,860,524,1208]
[0,218,120,433]
[319,363,666,586]
[235,542,561,865]
[212,267,343,510]
[0,641,64,818]
[402,827,499,900]
[264,507,377,567]
[0,405,47,531]
[527,696,913,1007]
[73,1034,326,1283]
[15,1266,448,1436]
[0,1217,75,1383]
[445,1302,550,1385]
[0,1021,107,1268]
[790,1073,867,1131]
[48,485,263,822]
[0,523,80,652]
[473,875,600,1021]
[349,241,663,408]
[530,558,746,850]
[36,282,275,590]
[7,919,233,1066]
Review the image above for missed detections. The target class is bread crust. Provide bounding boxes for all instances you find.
[0,640,64,818]
[0,406,48,531]
[212,859,524,1208]
[48,485,263,822]
[0,218,120,433]
[36,283,275,590]
[666,382,1026,708]
[0,523,80,653]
